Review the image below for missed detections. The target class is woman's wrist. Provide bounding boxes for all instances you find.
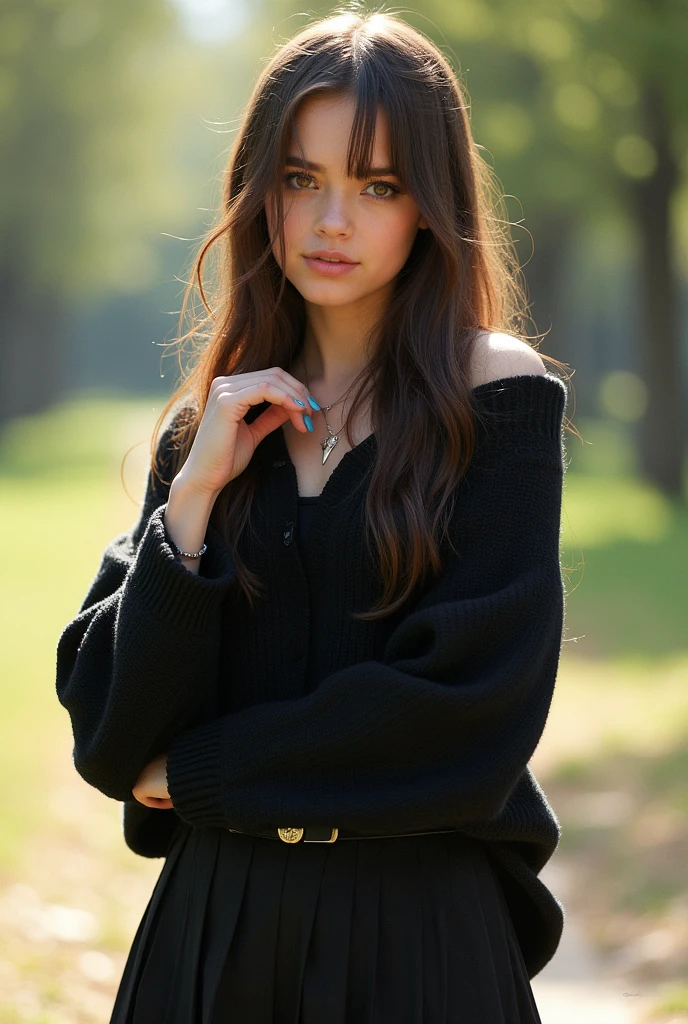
[165,474,220,574]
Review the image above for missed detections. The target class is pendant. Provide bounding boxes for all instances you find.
[321,431,339,464]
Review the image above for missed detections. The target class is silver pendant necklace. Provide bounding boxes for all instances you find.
[302,359,357,465]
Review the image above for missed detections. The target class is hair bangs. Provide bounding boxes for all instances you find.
[345,69,385,182]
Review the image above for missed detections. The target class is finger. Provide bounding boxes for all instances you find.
[216,380,311,433]
[271,366,314,405]
[212,368,312,408]
[214,372,311,413]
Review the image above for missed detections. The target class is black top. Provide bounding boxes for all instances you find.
[296,494,320,551]
[55,373,568,979]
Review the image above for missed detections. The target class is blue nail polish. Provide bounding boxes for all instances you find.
[308,396,321,411]
[294,398,306,407]
[304,414,314,431]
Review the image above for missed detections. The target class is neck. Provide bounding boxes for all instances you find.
[299,290,388,396]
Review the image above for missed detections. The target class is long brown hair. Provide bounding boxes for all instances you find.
[145,7,574,621]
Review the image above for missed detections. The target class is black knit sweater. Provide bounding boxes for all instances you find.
[56,372,568,979]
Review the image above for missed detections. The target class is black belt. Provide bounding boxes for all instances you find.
[227,825,458,844]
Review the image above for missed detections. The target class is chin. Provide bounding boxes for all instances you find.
[289,275,393,308]
[289,280,365,305]
[308,293,374,309]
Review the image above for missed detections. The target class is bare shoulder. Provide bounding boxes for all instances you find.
[468,331,547,389]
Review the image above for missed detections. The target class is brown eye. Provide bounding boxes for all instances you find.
[364,181,399,199]
[284,172,315,190]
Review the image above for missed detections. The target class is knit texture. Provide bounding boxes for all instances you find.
[56,372,569,979]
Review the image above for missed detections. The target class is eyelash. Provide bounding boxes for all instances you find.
[282,171,401,201]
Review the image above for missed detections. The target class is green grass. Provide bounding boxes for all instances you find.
[560,413,688,658]
[0,392,165,871]
[0,388,163,481]
[651,983,688,1015]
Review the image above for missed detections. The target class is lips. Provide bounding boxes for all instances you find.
[303,250,358,264]
[301,249,360,278]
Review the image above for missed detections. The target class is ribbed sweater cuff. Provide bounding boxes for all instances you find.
[165,719,226,828]
[130,505,236,634]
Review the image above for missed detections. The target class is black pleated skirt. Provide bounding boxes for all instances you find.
[110,820,542,1023]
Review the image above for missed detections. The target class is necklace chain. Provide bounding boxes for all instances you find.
[302,357,360,465]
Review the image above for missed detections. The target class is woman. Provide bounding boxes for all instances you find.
[56,9,575,1022]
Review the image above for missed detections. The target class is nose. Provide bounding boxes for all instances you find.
[314,187,353,238]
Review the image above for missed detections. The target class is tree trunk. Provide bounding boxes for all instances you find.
[630,81,686,498]
[520,211,573,367]
[0,259,68,428]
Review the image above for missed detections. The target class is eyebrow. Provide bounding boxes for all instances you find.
[285,155,398,176]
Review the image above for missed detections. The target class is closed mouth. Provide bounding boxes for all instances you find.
[303,253,358,264]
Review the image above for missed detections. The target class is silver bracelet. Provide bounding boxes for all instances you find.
[172,541,207,560]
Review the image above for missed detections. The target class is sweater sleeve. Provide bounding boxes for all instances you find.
[55,407,237,803]
[165,376,568,834]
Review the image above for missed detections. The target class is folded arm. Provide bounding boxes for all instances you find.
[55,412,237,802]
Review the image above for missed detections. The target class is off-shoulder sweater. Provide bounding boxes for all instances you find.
[55,372,569,979]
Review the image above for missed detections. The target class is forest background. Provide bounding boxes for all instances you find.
[0,1,686,1021]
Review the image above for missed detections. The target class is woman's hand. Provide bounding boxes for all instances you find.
[175,368,317,499]
[132,752,174,809]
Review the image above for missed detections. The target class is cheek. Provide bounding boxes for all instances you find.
[266,200,303,257]
[281,202,306,246]
[372,211,421,266]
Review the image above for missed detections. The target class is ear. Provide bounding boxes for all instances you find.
[418,214,429,230]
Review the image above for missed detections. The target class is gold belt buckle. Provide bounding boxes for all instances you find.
[277,827,304,843]
[277,827,339,843]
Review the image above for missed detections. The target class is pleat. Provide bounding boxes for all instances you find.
[495,865,544,1024]
[109,821,191,1024]
[345,840,383,1023]
[210,831,290,1023]
[446,831,546,1024]
[373,837,424,1024]
[445,833,511,1024]
[200,830,256,1023]
[273,840,328,1024]
[417,835,450,1022]
[299,839,358,1024]
[130,826,219,1023]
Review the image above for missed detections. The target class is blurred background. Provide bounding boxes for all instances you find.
[0,0,686,1021]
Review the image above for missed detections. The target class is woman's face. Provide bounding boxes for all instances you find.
[265,91,428,312]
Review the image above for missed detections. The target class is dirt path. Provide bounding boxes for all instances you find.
[531,857,666,1024]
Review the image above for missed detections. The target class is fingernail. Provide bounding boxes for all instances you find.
[304,414,314,431]
[308,396,321,411]
[294,398,306,407]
